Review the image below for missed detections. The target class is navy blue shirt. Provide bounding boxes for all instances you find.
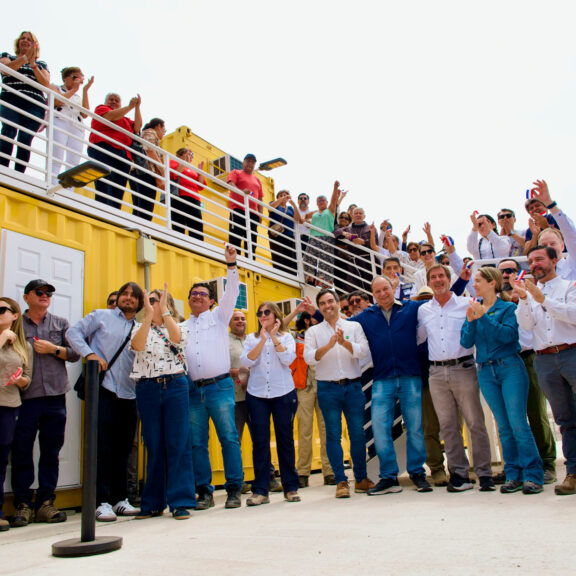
[269,205,294,238]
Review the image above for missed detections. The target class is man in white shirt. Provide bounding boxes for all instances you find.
[497,208,526,257]
[304,289,374,498]
[466,213,510,260]
[515,245,576,496]
[417,264,494,492]
[183,245,244,509]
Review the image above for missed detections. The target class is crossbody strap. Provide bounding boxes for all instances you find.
[151,324,188,372]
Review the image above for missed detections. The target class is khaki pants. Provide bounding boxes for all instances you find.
[296,386,333,476]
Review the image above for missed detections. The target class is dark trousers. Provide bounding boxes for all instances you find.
[131,171,157,221]
[0,95,45,173]
[97,386,138,505]
[347,254,373,292]
[269,233,295,272]
[172,195,203,241]
[11,395,66,508]
[246,389,299,495]
[235,400,252,443]
[230,208,260,257]
[88,141,131,209]
[0,406,19,517]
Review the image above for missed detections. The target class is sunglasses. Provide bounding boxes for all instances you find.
[107,299,117,306]
[420,249,435,256]
[340,305,350,312]
[0,306,14,315]
[256,309,272,318]
[149,297,159,305]
[498,213,514,219]
[350,298,362,305]
[190,291,210,298]
[34,290,54,297]
[408,247,419,252]
[499,267,518,275]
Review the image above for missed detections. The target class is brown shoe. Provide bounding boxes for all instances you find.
[35,500,67,523]
[10,503,33,528]
[354,477,375,493]
[0,518,9,532]
[246,494,270,507]
[284,491,301,503]
[335,481,350,498]
[555,473,576,495]
[431,469,449,487]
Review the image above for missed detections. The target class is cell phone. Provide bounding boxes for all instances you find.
[7,367,22,386]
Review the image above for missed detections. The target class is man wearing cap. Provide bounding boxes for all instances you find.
[227,154,263,258]
[10,280,80,527]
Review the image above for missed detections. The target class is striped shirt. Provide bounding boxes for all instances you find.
[0,53,48,104]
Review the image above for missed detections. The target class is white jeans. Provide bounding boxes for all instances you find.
[51,116,85,184]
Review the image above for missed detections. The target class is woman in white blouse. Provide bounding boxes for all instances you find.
[241,302,299,506]
[130,285,195,519]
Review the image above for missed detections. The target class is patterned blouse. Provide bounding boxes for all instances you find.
[130,323,188,380]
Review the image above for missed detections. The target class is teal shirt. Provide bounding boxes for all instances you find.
[460,298,521,363]
[309,209,334,237]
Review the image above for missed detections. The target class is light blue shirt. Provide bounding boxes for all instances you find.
[67,308,136,399]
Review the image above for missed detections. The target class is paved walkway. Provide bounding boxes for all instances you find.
[1,470,573,576]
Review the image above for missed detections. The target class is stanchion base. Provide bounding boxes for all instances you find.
[52,536,123,557]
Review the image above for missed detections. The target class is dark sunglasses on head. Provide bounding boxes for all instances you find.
[256,309,272,318]
[420,249,434,256]
[0,306,14,315]
[500,267,518,275]
[498,213,514,219]
[34,289,54,297]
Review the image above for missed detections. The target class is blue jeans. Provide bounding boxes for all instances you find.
[10,395,66,508]
[136,375,196,512]
[534,348,576,474]
[317,380,368,483]
[188,377,243,492]
[478,355,543,484]
[0,95,45,173]
[246,389,299,495]
[87,141,131,209]
[371,376,426,479]
[0,406,18,517]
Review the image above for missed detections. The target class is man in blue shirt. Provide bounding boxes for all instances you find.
[354,276,431,495]
[67,282,142,522]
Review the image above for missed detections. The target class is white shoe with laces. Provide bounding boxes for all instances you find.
[113,499,139,516]
[96,502,117,522]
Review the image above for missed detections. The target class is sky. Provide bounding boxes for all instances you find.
[3,0,576,253]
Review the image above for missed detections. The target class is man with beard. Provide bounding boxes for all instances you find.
[515,246,576,495]
[68,282,143,521]
[497,259,557,484]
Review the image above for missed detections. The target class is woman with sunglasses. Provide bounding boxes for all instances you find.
[0,297,32,531]
[130,285,195,519]
[461,267,544,495]
[241,302,299,505]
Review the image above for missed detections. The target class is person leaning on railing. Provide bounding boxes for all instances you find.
[87,92,142,209]
[50,67,93,185]
[268,190,296,272]
[131,118,166,221]
[0,31,50,174]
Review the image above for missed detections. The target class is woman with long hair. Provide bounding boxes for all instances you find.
[0,31,50,173]
[130,285,194,519]
[241,301,299,505]
[0,297,32,531]
[461,267,544,495]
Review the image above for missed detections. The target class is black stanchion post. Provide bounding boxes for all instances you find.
[52,359,123,557]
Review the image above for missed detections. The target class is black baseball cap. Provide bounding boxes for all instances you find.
[24,279,56,294]
[244,153,257,162]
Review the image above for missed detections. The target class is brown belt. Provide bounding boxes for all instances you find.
[536,343,576,355]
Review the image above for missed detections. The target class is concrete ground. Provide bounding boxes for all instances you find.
[1,468,573,576]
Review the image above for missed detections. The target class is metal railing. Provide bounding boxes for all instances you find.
[0,62,412,293]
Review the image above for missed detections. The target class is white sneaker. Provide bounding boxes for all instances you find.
[113,499,139,516]
[96,502,117,522]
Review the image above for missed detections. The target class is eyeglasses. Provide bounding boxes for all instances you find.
[420,249,435,256]
[298,196,309,201]
[0,306,14,315]
[256,309,272,318]
[350,298,362,305]
[149,297,159,305]
[499,267,518,275]
[34,290,54,297]
[408,247,419,252]
[498,213,514,219]
[190,291,210,298]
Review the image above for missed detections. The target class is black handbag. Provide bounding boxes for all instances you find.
[74,325,134,400]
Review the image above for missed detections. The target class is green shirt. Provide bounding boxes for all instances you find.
[309,209,334,237]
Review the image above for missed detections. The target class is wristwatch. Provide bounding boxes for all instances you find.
[54,346,61,356]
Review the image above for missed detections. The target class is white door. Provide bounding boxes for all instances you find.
[0,230,84,491]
